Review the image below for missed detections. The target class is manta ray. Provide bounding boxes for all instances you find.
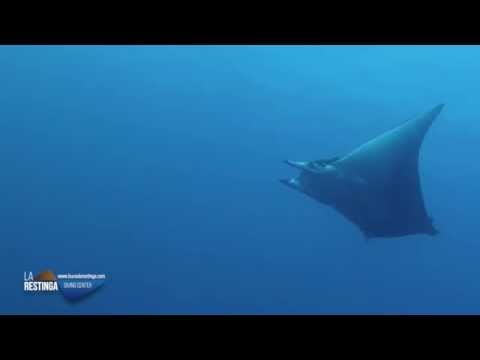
[280,104,444,239]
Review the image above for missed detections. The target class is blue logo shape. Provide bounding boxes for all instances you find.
[57,277,105,301]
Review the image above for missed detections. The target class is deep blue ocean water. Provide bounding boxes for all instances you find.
[1,45,478,314]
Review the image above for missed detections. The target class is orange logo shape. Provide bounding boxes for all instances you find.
[34,270,57,281]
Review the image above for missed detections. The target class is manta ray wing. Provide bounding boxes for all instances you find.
[336,104,444,184]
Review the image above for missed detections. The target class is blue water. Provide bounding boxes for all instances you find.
[1,45,478,314]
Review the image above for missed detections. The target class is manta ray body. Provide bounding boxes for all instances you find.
[280,104,444,239]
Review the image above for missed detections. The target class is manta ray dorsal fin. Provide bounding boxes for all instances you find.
[335,104,444,181]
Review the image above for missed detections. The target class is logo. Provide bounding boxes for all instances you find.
[24,270,106,301]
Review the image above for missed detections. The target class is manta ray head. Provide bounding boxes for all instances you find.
[280,160,342,204]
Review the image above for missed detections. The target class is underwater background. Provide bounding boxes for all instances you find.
[0,45,478,314]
